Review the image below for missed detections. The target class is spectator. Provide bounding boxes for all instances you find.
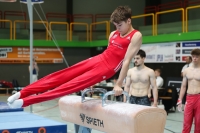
[29,57,39,82]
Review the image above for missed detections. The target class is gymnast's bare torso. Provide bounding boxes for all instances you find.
[129,66,152,97]
[185,67,200,94]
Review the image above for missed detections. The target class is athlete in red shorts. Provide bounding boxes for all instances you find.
[177,49,200,133]
[8,6,142,108]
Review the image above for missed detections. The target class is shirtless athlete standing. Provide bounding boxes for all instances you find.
[124,49,158,107]
[177,48,200,133]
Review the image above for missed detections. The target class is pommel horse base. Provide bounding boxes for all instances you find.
[59,89,167,133]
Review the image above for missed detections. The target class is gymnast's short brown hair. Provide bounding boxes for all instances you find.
[191,48,200,56]
[110,6,132,23]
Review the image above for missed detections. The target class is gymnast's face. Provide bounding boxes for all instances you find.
[192,54,200,64]
[113,18,131,35]
[134,55,145,67]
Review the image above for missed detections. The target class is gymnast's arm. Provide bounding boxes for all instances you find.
[178,70,187,106]
[123,69,131,102]
[114,32,142,96]
[107,31,116,47]
[148,86,152,98]
[149,70,158,107]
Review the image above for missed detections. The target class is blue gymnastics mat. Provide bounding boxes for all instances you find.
[0,102,23,112]
[0,112,67,133]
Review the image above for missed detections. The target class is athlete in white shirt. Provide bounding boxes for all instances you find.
[155,69,164,88]
[181,56,192,77]
[148,69,163,98]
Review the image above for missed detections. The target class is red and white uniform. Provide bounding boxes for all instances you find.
[20,30,138,107]
[182,94,200,133]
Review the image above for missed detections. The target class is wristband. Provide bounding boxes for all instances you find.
[177,99,182,105]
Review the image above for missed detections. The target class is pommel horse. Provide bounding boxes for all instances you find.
[59,88,167,133]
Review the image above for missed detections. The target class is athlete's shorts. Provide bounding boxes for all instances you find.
[130,95,151,106]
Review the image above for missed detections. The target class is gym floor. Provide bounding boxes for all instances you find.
[0,95,194,133]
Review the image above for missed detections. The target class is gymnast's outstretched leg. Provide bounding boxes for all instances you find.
[8,57,115,108]
[7,56,99,104]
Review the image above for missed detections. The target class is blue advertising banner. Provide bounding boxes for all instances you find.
[182,42,200,47]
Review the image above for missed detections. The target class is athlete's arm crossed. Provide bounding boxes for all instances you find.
[123,69,132,102]
[114,32,142,96]
[149,69,158,107]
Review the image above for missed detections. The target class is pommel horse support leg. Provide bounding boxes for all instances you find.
[59,89,167,133]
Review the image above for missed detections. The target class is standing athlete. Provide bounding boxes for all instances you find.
[177,49,200,133]
[8,6,142,108]
[123,50,158,107]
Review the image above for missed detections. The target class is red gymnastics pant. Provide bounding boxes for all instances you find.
[19,56,115,107]
[182,94,200,133]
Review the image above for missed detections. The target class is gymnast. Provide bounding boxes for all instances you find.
[8,6,142,108]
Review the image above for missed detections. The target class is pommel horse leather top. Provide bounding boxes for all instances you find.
[59,96,167,133]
